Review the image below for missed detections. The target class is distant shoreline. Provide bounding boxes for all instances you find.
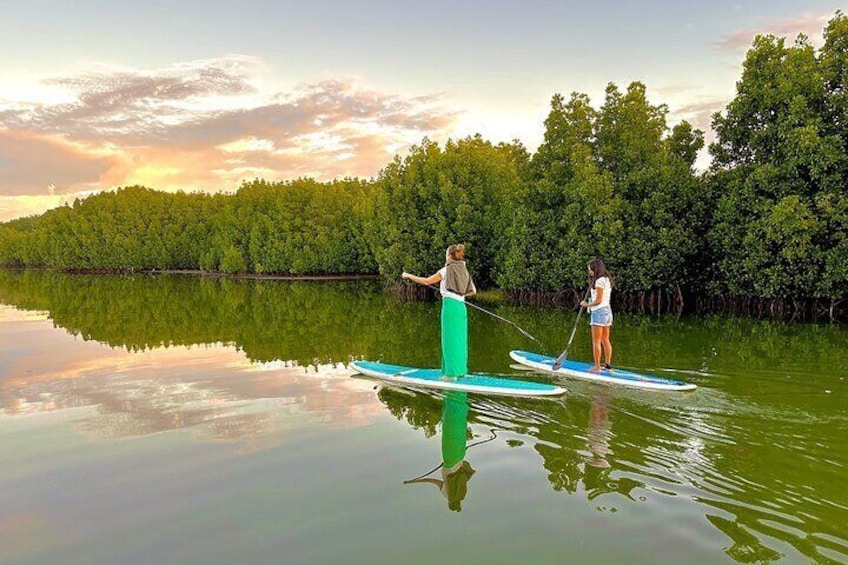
[155,269,381,281]
[0,266,381,282]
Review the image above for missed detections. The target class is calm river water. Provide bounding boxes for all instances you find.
[0,270,846,564]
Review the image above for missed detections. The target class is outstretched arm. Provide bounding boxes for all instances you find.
[402,271,442,286]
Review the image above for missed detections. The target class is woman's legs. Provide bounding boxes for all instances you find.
[600,325,612,367]
[590,324,603,371]
[590,324,612,371]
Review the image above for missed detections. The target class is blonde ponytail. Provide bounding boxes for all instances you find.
[448,244,465,260]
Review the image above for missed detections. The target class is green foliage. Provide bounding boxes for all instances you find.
[709,12,848,302]
[0,187,216,270]
[667,121,705,168]
[197,178,379,275]
[220,245,247,274]
[500,85,707,295]
[368,136,525,287]
[501,91,613,291]
[0,180,377,276]
[596,82,668,185]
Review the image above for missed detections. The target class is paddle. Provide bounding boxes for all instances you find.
[404,429,497,484]
[402,275,548,352]
[551,288,592,371]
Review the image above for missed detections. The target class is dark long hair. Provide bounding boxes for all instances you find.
[588,258,613,288]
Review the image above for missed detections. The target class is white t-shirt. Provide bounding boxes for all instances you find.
[589,276,611,312]
[438,267,465,302]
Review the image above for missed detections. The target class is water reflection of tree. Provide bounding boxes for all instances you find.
[377,386,442,434]
[3,269,847,384]
[706,514,782,564]
[0,270,441,366]
[3,269,846,562]
[693,418,848,564]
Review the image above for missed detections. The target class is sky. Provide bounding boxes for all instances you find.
[0,0,845,221]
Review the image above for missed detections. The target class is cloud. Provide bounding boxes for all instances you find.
[0,56,460,220]
[1,58,456,149]
[0,129,128,196]
[1,56,263,142]
[716,12,833,51]
[665,97,732,172]
[671,99,730,133]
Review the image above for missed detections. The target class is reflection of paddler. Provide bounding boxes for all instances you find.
[402,244,477,378]
[405,391,476,511]
[586,387,613,471]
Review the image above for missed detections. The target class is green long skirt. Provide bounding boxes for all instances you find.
[440,297,468,378]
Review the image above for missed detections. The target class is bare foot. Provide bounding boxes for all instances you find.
[588,366,602,373]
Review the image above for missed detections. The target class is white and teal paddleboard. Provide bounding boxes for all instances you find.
[509,350,697,392]
[350,360,566,397]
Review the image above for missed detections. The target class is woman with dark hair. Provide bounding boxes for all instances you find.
[579,258,614,372]
[402,244,477,378]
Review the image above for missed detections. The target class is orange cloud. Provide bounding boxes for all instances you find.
[0,129,128,195]
[0,56,461,221]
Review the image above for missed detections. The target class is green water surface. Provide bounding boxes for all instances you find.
[0,270,846,564]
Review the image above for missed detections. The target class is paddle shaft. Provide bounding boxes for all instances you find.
[404,429,497,483]
[552,288,592,370]
[408,280,547,352]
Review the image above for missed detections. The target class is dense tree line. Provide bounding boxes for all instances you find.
[707,15,848,318]
[499,83,707,304]
[0,179,375,276]
[1,12,846,319]
[369,135,526,289]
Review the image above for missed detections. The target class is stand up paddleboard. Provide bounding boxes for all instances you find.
[350,360,566,397]
[509,350,697,392]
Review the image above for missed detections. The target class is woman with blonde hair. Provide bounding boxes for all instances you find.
[402,244,477,377]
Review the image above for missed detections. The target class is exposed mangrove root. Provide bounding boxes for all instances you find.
[502,289,847,322]
[693,296,847,322]
[392,283,435,302]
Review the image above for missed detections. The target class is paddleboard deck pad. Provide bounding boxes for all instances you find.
[509,350,697,392]
[350,360,566,397]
